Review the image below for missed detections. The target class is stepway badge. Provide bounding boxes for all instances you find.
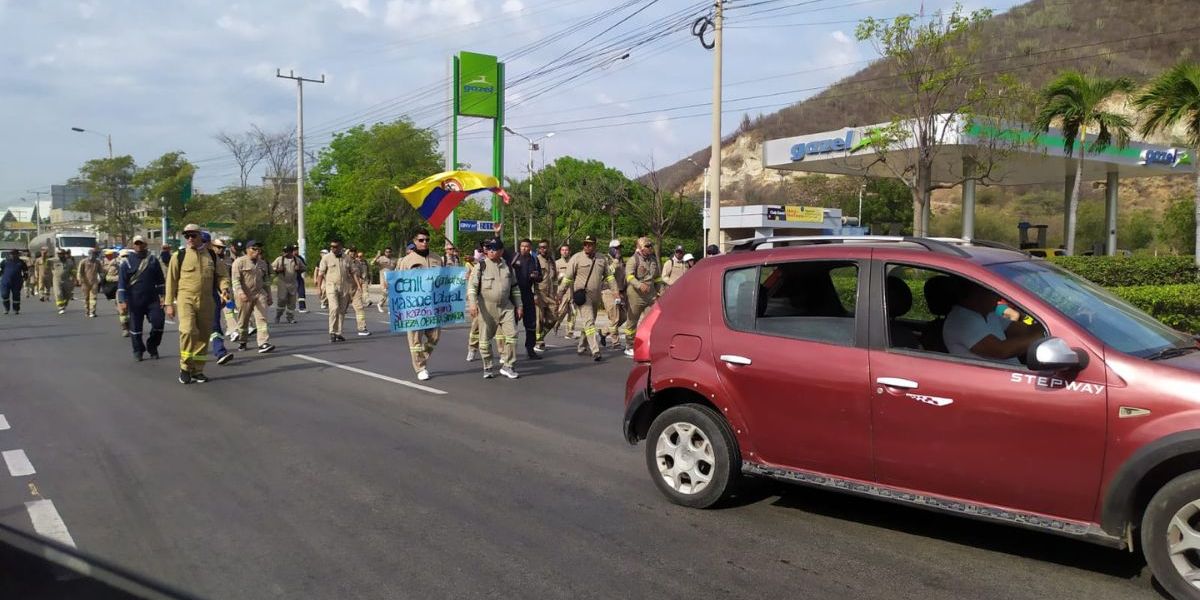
[1139,148,1192,168]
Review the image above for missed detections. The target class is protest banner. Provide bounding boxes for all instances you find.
[386,266,469,333]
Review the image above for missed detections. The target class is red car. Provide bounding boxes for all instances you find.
[624,236,1200,599]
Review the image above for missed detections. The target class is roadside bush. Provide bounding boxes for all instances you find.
[1110,284,1200,334]
[1049,255,1198,287]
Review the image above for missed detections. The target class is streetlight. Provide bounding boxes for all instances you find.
[70,127,112,158]
[504,127,555,241]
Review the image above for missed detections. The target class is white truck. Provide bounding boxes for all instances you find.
[28,230,99,258]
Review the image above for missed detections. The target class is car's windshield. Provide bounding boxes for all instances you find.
[58,236,95,247]
[990,260,1194,359]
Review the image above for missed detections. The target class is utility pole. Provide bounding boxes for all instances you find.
[276,69,325,263]
[503,127,554,242]
[26,190,46,235]
[707,0,724,251]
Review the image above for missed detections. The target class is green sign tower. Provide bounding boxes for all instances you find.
[447,51,504,242]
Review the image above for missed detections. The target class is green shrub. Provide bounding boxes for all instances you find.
[1110,284,1200,334]
[1049,255,1198,287]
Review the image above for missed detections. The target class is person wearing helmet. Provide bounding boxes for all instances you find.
[682,253,695,268]
[557,235,618,361]
[50,247,77,315]
[117,236,166,361]
[601,239,627,349]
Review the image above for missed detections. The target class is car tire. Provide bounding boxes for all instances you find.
[1141,470,1200,600]
[645,403,740,509]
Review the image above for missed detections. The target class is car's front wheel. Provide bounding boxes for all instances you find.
[645,404,739,508]
[1142,471,1200,599]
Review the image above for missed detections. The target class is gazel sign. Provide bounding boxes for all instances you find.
[1139,147,1192,168]
[790,130,855,162]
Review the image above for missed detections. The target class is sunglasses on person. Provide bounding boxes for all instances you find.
[330,244,342,250]
[183,232,199,239]
[415,237,430,243]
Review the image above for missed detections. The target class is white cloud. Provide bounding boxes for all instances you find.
[501,0,524,13]
[217,14,264,40]
[831,30,851,44]
[385,0,482,29]
[335,0,371,16]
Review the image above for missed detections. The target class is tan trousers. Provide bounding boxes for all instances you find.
[602,289,626,343]
[237,293,270,346]
[624,288,654,345]
[407,328,440,373]
[351,287,369,332]
[80,283,98,314]
[534,290,556,348]
[468,316,481,350]
[53,276,72,309]
[178,296,214,374]
[325,287,351,335]
[478,305,516,370]
[276,283,298,321]
[575,295,603,356]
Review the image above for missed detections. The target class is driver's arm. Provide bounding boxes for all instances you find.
[970,330,1040,360]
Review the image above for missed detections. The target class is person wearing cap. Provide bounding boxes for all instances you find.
[0,248,28,315]
[558,235,618,361]
[397,228,442,381]
[271,244,303,324]
[622,237,662,357]
[683,253,695,268]
[554,243,576,339]
[76,247,103,318]
[373,247,396,314]
[100,248,120,300]
[165,224,231,384]
[347,247,372,337]
[118,235,166,361]
[661,245,690,288]
[33,246,52,302]
[465,239,486,362]
[511,238,543,361]
[209,238,240,339]
[533,239,556,353]
[315,238,355,343]
[602,239,628,349]
[231,239,275,353]
[468,237,522,379]
[49,247,77,315]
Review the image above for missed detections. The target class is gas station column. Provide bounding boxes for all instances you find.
[1105,171,1119,256]
[961,156,976,240]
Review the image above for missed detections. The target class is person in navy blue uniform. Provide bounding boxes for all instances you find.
[1,249,28,315]
[510,238,543,360]
[118,236,167,361]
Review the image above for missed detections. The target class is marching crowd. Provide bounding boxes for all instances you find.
[0,224,711,385]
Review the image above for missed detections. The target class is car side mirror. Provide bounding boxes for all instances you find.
[1026,337,1089,372]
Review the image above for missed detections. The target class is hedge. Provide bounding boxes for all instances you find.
[1049,255,1198,287]
[1109,284,1200,334]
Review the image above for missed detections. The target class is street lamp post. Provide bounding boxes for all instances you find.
[504,127,554,241]
[70,127,112,158]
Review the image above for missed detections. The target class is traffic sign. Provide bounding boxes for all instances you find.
[458,220,498,232]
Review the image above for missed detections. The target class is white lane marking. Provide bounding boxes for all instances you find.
[0,414,9,430]
[25,499,77,548]
[3,449,35,476]
[292,354,447,395]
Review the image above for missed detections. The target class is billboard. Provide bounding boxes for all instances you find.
[458,51,499,119]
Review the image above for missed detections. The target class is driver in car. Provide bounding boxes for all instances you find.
[944,280,1043,365]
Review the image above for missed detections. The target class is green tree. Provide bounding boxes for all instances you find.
[1159,196,1198,255]
[1033,70,1135,255]
[856,4,1029,236]
[72,156,139,242]
[524,156,631,246]
[134,151,194,234]
[1133,61,1200,266]
[308,119,442,258]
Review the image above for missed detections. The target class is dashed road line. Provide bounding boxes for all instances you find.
[3,449,35,476]
[25,499,76,548]
[0,414,9,430]
[292,354,447,395]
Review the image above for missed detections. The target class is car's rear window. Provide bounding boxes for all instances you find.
[723,261,858,346]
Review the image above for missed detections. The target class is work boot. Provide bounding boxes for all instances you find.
[178,370,192,384]
[526,349,542,360]
[191,373,209,383]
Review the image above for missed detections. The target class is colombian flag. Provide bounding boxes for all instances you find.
[396,170,510,228]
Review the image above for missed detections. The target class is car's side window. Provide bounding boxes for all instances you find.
[884,264,1046,366]
[724,261,858,346]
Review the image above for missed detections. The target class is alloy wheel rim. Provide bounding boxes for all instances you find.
[654,421,715,495]
[1167,499,1200,589]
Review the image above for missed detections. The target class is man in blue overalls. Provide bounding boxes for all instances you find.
[117,236,166,361]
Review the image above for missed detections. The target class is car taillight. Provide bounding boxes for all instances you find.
[633,303,661,363]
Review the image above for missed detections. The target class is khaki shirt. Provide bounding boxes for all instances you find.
[166,247,229,305]
[555,257,570,282]
[50,256,76,280]
[34,255,52,277]
[77,257,102,286]
[374,255,396,279]
[467,258,521,311]
[317,252,354,292]
[271,255,303,289]
[231,255,270,297]
[398,251,442,271]
[661,257,690,286]
[625,252,661,299]
[536,254,555,295]
[102,257,121,282]
[558,251,617,302]
[607,253,628,292]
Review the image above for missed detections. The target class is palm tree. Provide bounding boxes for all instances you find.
[1133,61,1200,267]
[1034,71,1135,255]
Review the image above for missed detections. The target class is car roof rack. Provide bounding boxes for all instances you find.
[930,237,1027,253]
[728,235,971,257]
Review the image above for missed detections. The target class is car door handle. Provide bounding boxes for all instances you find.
[876,377,918,389]
[720,354,753,366]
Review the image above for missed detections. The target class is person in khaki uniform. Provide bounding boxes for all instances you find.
[315,239,353,343]
[661,245,690,288]
[558,235,618,361]
[398,228,442,380]
[166,224,230,384]
[33,247,52,302]
[373,247,396,313]
[210,238,240,338]
[533,240,556,352]
[465,242,484,362]
[271,244,303,324]
[467,238,523,379]
[602,239,628,348]
[622,237,662,357]
[348,248,372,336]
[101,249,125,334]
[555,244,575,338]
[50,248,77,314]
[76,248,102,317]
[231,240,275,353]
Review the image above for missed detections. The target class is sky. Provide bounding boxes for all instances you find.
[0,0,1022,208]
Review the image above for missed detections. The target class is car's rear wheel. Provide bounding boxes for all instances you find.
[645,404,739,508]
[1142,471,1200,599]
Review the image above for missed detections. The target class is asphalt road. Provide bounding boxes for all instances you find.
[0,293,1165,599]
